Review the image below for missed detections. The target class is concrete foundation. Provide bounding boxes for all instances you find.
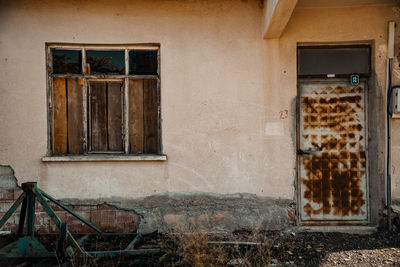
[63,193,295,234]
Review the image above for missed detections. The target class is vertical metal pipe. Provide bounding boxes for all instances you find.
[387,78,392,232]
[386,21,395,231]
[124,49,130,154]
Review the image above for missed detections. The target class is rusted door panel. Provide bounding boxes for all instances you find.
[298,82,368,223]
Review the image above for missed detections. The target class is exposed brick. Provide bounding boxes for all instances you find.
[97,203,115,210]
[90,210,116,225]
[13,213,21,225]
[0,199,139,234]
[123,222,138,233]
[35,202,44,212]
[34,212,42,225]
[48,211,68,233]
[49,222,62,233]
[3,220,14,229]
[55,211,67,222]
[70,205,93,212]
[13,188,23,200]
[0,189,14,200]
[68,224,96,233]
[35,224,50,234]
[0,200,15,212]
[115,210,139,223]
[35,213,50,226]
[48,202,65,212]
[67,211,90,225]
[99,223,125,233]
[0,212,5,218]
[9,225,18,233]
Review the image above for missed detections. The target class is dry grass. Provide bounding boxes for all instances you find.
[160,215,284,266]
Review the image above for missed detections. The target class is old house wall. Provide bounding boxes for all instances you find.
[0,0,398,232]
[0,0,275,199]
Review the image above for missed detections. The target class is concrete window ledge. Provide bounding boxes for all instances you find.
[42,154,167,162]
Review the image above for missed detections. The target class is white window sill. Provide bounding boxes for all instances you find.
[42,154,167,162]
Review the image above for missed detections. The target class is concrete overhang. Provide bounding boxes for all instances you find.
[262,0,398,39]
[262,0,298,39]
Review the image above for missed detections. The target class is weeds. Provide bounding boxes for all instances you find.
[160,214,284,266]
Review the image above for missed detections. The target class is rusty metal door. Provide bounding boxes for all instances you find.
[298,81,368,224]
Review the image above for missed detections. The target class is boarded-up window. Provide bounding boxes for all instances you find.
[88,81,123,152]
[49,46,160,156]
[52,77,83,154]
[129,79,159,154]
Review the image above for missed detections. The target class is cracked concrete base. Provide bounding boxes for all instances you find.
[1,165,294,233]
[62,193,295,234]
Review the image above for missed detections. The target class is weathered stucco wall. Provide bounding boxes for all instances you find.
[0,0,398,230]
[0,0,275,199]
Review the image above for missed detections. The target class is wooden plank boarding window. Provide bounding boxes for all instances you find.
[88,81,123,152]
[46,44,162,158]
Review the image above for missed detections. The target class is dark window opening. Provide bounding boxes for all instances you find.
[297,46,371,77]
[129,50,158,75]
[86,50,125,75]
[52,49,82,74]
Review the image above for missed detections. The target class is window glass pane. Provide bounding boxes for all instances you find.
[129,50,158,75]
[52,49,82,74]
[298,46,370,76]
[86,50,125,75]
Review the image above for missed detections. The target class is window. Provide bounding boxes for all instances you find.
[46,44,162,159]
[297,45,371,78]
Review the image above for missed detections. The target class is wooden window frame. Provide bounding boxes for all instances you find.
[43,43,165,161]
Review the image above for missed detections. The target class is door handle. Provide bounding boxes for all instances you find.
[297,147,321,155]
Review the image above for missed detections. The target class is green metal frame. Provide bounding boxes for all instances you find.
[0,182,160,260]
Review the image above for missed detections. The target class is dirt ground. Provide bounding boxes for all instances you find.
[0,226,399,266]
[265,230,400,266]
[160,229,400,266]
